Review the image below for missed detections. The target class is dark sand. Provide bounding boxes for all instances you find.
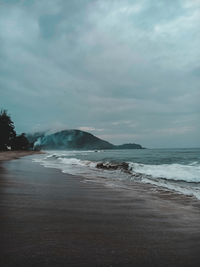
[0,155,200,267]
[0,151,43,161]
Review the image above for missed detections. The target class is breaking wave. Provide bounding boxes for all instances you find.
[33,150,200,200]
[129,162,200,183]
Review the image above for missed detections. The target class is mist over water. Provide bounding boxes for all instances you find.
[34,148,200,199]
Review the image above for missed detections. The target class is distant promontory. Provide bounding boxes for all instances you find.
[27,130,144,150]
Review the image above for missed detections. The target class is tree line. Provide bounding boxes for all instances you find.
[0,110,31,151]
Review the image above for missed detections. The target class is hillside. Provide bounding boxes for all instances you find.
[27,130,144,150]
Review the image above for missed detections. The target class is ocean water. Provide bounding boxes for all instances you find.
[34,148,200,200]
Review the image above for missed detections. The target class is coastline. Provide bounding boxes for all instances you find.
[0,155,200,266]
[0,150,44,161]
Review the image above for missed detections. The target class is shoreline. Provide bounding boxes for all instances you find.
[0,150,44,162]
[0,155,200,266]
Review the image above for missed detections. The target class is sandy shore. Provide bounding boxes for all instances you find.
[0,155,200,266]
[0,151,44,161]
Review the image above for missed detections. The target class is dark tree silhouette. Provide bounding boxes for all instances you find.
[0,110,31,151]
[12,133,30,150]
[0,110,16,150]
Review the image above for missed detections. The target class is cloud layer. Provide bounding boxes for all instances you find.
[0,0,200,147]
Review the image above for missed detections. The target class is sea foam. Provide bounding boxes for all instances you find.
[33,149,200,200]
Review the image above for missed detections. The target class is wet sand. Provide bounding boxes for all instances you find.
[0,155,200,266]
[0,151,44,161]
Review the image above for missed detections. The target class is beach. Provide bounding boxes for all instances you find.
[0,154,200,266]
[0,151,43,161]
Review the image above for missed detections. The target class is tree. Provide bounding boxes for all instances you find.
[0,110,16,150]
[12,133,30,150]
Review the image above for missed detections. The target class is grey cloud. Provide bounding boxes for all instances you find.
[0,0,199,147]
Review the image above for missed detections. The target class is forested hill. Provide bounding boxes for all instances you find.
[27,130,144,150]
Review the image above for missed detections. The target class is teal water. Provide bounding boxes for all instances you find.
[34,148,200,199]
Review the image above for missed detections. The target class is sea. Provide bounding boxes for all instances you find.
[34,148,200,200]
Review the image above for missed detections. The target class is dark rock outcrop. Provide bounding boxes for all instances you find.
[96,162,130,172]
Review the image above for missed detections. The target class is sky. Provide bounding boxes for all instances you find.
[0,0,200,148]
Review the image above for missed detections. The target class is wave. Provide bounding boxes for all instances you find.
[33,151,200,199]
[35,154,200,183]
[129,162,200,183]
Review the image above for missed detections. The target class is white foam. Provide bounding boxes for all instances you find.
[129,162,200,183]
[140,176,200,199]
[33,151,200,200]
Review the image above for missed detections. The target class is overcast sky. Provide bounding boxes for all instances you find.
[0,0,199,148]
